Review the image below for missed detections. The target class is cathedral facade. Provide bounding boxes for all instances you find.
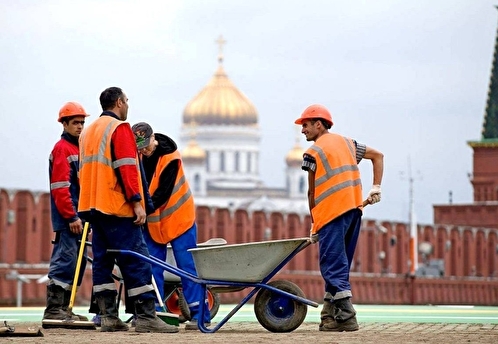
[178,37,309,215]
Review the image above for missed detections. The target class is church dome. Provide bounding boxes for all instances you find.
[182,139,206,162]
[182,53,258,126]
[286,138,305,167]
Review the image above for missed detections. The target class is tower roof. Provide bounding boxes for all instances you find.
[286,132,305,167]
[182,35,258,126]
[182,139,206,162]
[469,9,498,148]
[480,9,498,140]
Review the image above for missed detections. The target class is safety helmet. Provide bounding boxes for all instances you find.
[294,104,333,126]
[58,101,90,123]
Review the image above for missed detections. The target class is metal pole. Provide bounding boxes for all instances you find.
[403,156,419,277]
[17,279,22,307]
[409,174,418,276]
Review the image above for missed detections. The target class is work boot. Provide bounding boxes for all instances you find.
[318,298,336,330]
[321,297,359,332]
[63,289,89,321]
[134,298,178,333]
[42,284,78,321]
[96,294,129,332]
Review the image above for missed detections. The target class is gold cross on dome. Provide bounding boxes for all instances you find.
[216,35,226,63]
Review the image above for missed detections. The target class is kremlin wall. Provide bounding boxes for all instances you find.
[0,187,497,307]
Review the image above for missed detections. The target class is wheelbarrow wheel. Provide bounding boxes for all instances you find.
[166,287,221,322]
[254,280,307,333]
[206,287,221,320]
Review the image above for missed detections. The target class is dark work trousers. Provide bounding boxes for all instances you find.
[317,208,362,300]
[48,229,87,288]
[90,212,154,301]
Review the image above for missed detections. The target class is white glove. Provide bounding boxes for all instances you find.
[310,223,319,244]
[367,185,381,204]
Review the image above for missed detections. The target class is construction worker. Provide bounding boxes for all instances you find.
[295,104,384,332]
[131,122,211,331]
[43,102,90,323]
[78,87,178,333]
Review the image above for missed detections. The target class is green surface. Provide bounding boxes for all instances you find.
[1,304,498,324]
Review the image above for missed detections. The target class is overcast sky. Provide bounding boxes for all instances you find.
[0,0,496,225]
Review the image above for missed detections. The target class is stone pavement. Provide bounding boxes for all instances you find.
[3,321,497,344]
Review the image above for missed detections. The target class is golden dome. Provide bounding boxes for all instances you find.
[286,141,305,167]
[182,50,258,126]
[182,139,206,162]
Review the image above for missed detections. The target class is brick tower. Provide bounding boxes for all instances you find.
[434,12,498,228]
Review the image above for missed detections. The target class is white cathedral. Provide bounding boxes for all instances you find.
[178,37,309,215]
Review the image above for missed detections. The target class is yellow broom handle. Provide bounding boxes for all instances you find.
[68,222,90,312]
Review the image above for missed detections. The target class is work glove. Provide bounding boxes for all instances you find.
[367,185,381,204]
[310,223,319,244]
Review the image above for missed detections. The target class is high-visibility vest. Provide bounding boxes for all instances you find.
[147,150,195,244]
[306,133,363,233]
[78,116,145,217]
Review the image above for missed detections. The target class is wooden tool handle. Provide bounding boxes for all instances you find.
[68,222,90,312]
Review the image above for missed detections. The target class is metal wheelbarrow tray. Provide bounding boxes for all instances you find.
[109,237,318,333]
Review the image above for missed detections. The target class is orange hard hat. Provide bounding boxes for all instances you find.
[58,102,90,122]
[294,104,333,126]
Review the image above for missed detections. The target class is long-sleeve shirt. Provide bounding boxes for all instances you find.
[104,111,143,203]
[49,131,80,231]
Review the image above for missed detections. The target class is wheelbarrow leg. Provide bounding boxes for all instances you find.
[197,283,262,333]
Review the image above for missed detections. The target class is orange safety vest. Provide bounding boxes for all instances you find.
[146,150,195,244]
[306,133,363,234]
[78,116,145,217]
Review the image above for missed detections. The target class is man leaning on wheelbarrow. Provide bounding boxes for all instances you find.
[295,104,384,332]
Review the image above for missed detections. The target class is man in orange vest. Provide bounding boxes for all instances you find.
[78,87,178,333]
[295,104,384,332]
[43,102,90,324]
[131,122,211,331]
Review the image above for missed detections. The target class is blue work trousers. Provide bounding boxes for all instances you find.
[48,229,87,289]
[143,223,210,323]
[317,208,362,300]
[91,213,154,301]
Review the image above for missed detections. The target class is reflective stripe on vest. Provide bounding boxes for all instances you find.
[147,150,195,244]
[78,116,144,217]
[306,133,363,233]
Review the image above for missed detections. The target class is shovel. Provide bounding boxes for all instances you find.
[42,222,96,330]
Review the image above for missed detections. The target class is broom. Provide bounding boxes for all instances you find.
[151,275,179,326]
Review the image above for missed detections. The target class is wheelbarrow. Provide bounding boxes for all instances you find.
[109,237,318,333]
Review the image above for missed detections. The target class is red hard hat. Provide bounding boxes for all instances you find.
[58,102,90,122]
[294,104,333,126]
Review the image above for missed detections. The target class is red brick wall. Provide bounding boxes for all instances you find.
[1,188,498,307]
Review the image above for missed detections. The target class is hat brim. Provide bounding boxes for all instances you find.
[58,113,90,123]
[294,118,333,126]
[137,137,151,150]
